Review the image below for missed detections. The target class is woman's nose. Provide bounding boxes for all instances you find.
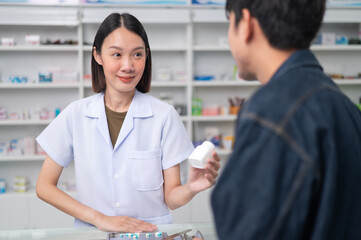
[121,57,134,72]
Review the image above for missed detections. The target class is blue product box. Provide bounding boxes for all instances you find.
[194,75,215,81]
[336,36,348,45]
[9,76,28,84]
[192,0,225,5]
[39,72,52,83]
[0,178,5,194]
[0,142,6,155]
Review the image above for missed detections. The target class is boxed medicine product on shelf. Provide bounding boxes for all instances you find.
[1,37,15,47]
[156,67,172,82]
[7,76,28,84]
[38,69,78,83]
[13,176,29,193]
[192,0,225,5]
[0,107,6,120]
[25,35,40,46]
[0,137,44,156]
[0,178,5,194]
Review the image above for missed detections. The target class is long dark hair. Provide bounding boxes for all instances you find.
[91,13,152,93]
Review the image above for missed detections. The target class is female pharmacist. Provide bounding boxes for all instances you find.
[36,13,220,233]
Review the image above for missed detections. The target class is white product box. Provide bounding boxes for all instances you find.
[157,67,172,81]
[321,33,336,45]
[25,34,40,45]
[1,38,15,46]
[38,68,78,83]
[23,136,36,155]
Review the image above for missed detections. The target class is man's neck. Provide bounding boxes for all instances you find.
[255,48,295,85]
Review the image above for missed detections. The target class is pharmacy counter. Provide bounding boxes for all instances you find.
[0,222,218,240]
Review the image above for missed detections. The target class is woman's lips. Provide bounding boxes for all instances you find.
[117,76,134,83]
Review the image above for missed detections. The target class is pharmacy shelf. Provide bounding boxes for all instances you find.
[0,21,79,26]
[193,80,260,87]
[311,45,361,51]
[0,4,360,228]
[0,45,79,52]
[0,191,30,198]
[0,120,51,126]
[152,82,188,87]
[193,45,229,51]
[0,189,77,198]
[150,46,188,52]
[215,148,232,156]
[323,7,361,23]
[0,155,44,162]
[0,83,80,89]
[333,79,361,85]
[179,116,188,122]
[192,115,237,122]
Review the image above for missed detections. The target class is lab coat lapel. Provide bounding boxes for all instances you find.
[114,108,134,150]
[97,111,112,149]
[84,93,112,149]
[113,90,153,151]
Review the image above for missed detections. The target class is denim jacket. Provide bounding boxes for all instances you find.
[211,50,361,240]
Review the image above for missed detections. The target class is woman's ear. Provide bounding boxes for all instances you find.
[93,47,103,65]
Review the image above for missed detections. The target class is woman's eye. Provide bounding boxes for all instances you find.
[113,53,121,57]
[134,52,143,58]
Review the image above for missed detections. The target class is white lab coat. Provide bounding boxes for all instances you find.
[36,90,194,227]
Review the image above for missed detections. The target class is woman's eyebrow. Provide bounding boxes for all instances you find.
[108,46,145,51]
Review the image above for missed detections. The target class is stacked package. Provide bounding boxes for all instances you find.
[13,176,29,193]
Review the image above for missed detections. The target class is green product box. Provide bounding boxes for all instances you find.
[192,98,202,116]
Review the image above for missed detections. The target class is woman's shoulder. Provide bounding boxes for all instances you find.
[62,93,103,116]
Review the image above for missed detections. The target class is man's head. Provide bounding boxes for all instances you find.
[226,0,326,81]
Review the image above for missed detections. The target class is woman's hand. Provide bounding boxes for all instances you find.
[187,151,221,194]
[94,214,157,233]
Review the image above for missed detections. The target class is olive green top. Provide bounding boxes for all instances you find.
[105,104,127,148]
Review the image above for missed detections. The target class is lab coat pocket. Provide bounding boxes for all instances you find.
[129,149,164,191]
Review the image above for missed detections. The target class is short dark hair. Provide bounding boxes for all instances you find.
[91,13,152,93]
[226,0,326,50]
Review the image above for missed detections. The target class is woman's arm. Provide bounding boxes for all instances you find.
[36,155,157,233]
[163,151,220,210]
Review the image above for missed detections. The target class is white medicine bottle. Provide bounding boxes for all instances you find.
[188,141,215,169]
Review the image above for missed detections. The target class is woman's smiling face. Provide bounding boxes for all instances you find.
[93,27,146,95]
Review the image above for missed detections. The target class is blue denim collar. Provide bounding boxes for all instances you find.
[268,49,323,84]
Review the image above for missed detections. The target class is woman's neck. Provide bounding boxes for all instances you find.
[104,89,135,113]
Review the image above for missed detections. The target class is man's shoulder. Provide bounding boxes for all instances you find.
[243,71,339,125]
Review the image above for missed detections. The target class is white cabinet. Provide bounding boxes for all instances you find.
[0,191,76,230]
[0,193,29,230]
[0,3,360,229]
[28,193,75,229]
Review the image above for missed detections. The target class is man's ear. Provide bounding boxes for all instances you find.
[240,8,254,44]
[93,47,103,65]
